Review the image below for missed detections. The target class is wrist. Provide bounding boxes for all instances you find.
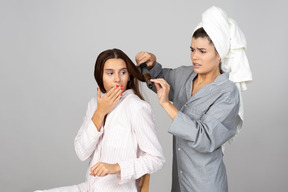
[114,163,121,174]
[161,101,178,120]
[161,101,171,109]
[94,109,106,119]
[92,110,106,131]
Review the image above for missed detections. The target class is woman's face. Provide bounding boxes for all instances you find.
[190,37,221,75]
[102,58,130,92]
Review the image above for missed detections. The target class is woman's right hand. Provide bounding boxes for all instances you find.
[96,86,123,116]
[135,52,156,69]
[92,86,123,131]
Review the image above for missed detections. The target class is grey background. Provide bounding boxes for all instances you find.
[1,0,287,191]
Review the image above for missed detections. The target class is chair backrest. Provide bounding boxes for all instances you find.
[139,174,150,192]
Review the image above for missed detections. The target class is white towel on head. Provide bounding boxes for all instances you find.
[194,6,253,145]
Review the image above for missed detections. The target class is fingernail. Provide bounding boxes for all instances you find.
[120,94,122,96]
[97,88,99,91]
[121,88,123,90]
[120,85,123,87]
[116,85,119,87]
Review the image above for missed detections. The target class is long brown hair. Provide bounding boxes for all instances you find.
[94,48,146,100]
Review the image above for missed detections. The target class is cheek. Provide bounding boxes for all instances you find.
[121,75,130,88]
[102,76,111,88]
[206,54,219,66]
[122,75,130,84]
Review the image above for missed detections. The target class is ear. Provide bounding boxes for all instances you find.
[217,53,221,62]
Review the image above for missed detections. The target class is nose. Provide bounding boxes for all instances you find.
[114,73,120,83]
[191,51,198,61]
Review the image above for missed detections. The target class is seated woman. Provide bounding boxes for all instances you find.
[35,48,165,192]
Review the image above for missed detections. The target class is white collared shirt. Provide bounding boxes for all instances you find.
[74,89,165,192]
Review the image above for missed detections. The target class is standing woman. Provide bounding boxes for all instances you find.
[136,6,252,192]
[35,48,165,192]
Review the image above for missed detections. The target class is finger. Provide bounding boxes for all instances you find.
[106,85,119,97]
[112,91,123,104]
[96,168,104,177]
[137,53,149,64]
[154,82,161,92]
[152,80,170,91]
[151,78,168,86]
[90,163,98,172]
[101,169,108,177]
[92,163,102,176]
[150,79,164,86]
[135,51,144,59]
[111,87,123,102]
[90,163,99,176]
[150,78,165,83]
[97,88,101,99]
[107,86,121,102]
[135,52,145,65]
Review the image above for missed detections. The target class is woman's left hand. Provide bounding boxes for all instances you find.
[90,162,120,177]
[150,78,170,107]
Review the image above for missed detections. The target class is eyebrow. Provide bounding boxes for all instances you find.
[190,46,206,50]
[104,68,128,71]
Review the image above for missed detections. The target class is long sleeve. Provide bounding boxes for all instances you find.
[150,62,193,102]
[169,88,240,153]
[117,102,165,184]
[74,98,104,161]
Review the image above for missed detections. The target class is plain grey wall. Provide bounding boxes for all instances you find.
[1,0,287,191]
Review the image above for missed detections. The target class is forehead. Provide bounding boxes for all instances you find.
[104,58,127,69]
[191,37,214,49]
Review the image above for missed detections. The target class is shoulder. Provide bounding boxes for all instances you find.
[88,97,97,105]
[173,65,194,74]
[168,65,194,83]
[86,97,97,109]
[212,73,240,103]
[124,92,152,113]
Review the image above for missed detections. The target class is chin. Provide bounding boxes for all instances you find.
[193,68,201,74]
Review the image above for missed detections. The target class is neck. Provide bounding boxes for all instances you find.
[195,70,221,85]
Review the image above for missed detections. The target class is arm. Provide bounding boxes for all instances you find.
[169,88,240,153]
[150,78,179,120]
[135,52,175,101]
[74,98,104,161]
[75,86,123,161]
[117,102,165,184]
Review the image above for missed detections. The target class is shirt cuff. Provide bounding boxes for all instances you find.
[168,111,196,140]
[117,160,133,184]
[149,62,162,78]
[87,120,103,138]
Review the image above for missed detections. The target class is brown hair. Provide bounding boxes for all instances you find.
[193,27,215,49]
[94,48,146,100]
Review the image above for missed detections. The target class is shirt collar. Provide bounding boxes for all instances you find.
[121,89,134,99]
[211,72,229,85]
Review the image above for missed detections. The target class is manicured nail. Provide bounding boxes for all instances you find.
[116,85,119,87]
[97,88,99,91]
[121,88,123,90]
[120,94,122,96]
[120,85,123,87]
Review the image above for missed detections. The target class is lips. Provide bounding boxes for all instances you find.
[193,63,201,68]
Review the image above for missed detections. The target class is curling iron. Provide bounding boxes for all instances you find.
[139,62,153,89]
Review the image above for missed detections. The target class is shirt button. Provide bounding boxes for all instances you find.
[180,170,183,174]
[178,148,181,151]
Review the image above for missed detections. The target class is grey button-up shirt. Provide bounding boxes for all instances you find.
[150,63,240,192]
